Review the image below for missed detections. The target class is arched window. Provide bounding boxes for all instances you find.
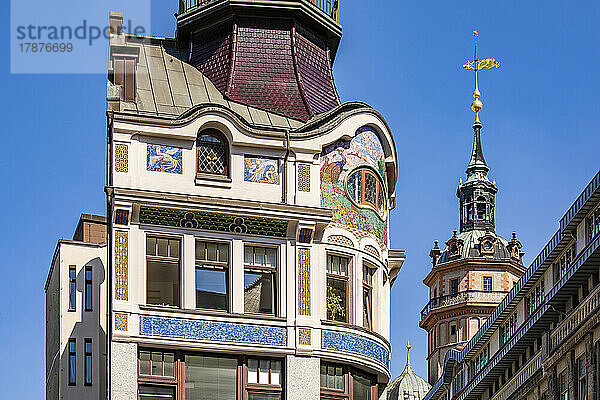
[197,130,228,176]
[347,168,386,213]
[465,197,473,222]
[476,196,486,220]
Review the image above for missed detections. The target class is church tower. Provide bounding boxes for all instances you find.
[419,32,527,385]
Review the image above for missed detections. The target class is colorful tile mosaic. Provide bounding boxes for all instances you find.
[321,329,390,370]
[244,156,279,184]
[115,143,128,173]
[320,126,388,246]
[298,328,311,345]
[114,231,128,301]
[147,144,182,174]
[328,235,354,248]
[114,209,129,226]
[139,206,288,238]
[140,315,287,346]
[298,163,311,192]
[364,244,381,258]
[298,248,311,315]
[115,313,128,331]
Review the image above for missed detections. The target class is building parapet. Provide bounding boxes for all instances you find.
[488,350,543,400]
[421,290,507,321]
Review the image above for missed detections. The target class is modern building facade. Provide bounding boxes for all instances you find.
[424,169,600,400]
[44,0,404,398]
[420,118,527,384]
[45,214,108,399]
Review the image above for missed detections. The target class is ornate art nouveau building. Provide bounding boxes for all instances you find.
[46,0,405,398]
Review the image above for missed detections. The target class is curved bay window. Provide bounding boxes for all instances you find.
[347,168,386,214]
[320,363,376,400]
[197,129,228,176]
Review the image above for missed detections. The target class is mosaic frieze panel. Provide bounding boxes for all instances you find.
[320,127,388,245]
[298,328,311,345]
[298,248,311,315]
[115,143,128,172]
[298,163,311,192]
[115,313,128,331]
[140,315,287,346]
[114,231,128,301]
[147,144,182,174]
[322,329,390,369]
[328,235,354,248]
[364,244,381,258]
[139,206,288,238]
[244,156,279,184]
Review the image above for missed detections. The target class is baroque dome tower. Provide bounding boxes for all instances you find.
[380,343,430,400]
[419,32,527,384]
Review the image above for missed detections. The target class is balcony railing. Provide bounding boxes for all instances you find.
[179,0,341,23]
[421,290,507,321]
[489,350,542,400]
[550,282,600,350]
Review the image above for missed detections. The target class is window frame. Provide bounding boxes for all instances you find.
[195,239,230,312]
[84,338,92,386]
[196,129,229,177]
[451,278,459,295]
[84,266,93,311]
[326,254,351,323]
[319,362,377,400]
[244,357,283,399]
[68,338,76,386]
[560,370,569,400]
[346,167,386,215]
[483,276,493,292]
[69,265,76,311]
[145,235,182,308]
[243,245,278,316]
[362,265,374,330]
[578,356,587,400]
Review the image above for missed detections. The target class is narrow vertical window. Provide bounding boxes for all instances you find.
[451,278,459,295]
[84,339,92,386]
[69,266,76,311]
[578,357,587,400]
[244,246,277,315]
[146,237,181,307]
[560,371,569,400]
[68,338,76,385]
[195,241,229,311]
[326,255,349,322]
[363,265,374,330]
[85,266,92,311]
[483,276,493,292]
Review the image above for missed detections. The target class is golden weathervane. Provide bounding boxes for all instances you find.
[463,31,500,122]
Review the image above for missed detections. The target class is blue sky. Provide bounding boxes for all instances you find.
[1,0,599,397]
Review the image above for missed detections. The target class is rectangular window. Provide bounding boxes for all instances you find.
[526,280,545,317]
[246,358,283,400]
[84,339,92,386]
[501,313,518,344]
[560,371,569,400]
[139,350,175,377]
[320,363,344,391]
[320,363,375,399]
[352,370,373,400]
[483,276,493,292]
[146,236,181,307]
[326,255,349,323]
[195,241,229,311]
[68,338,76,385]
[450,324,457,337]
[69,266,76,311]
[578,357,587,400]
[363,266,374,330]
[451,278,459,295]
[244,246,277,315]
[85,266,92,311]
[185,355,237,400]
[586,205,600,243]
[554,241,577,284]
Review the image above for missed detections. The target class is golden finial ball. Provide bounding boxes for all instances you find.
[471,99,483,113]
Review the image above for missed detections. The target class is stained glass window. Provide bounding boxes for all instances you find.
[347,168,386,213]
[197,130,228,175]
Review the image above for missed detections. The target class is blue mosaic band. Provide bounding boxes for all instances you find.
[321,329,390,369]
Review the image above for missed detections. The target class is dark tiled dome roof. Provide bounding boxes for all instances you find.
[380,348,430,400]
[437,229,513,264]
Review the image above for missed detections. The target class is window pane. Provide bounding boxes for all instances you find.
[70,282,76,310]
[259,360,270,384]
[164,353,175,377]
[248,359,259,384]
[255,247,266,266]
[218,244,229,263]
[169,239,180,259]
[245,246,253,264]
[139,385,175,400]
[85,268,92,281]
[353,372,372,400]
[340,257,348,276]
[364,173,377,205]
[207,242,217,261]
[85,354,92,384]
[185,355,237,400]
[320,365,326,388]
[271,361,281,385]
[244,272,274,314]
[266,248,277,268]
[196,241,205,261]
[85,341,92,353]
[69,340,76,353]
[335,367,343,390]
[85,283,92,310]
[327,278,347,322]
[196,268,227,310]
[151,352,163,376]
[157,238,168,257]
[378,182,385,211]
[147,261,180,307]
[248,394,281,400]
[146,237,156,256]
[139,351,151,375]
[197,133,226,175]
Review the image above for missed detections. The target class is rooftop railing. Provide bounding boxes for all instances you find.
[421,290,507,321]
[179,0,340,24]
[489,350,542,400]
